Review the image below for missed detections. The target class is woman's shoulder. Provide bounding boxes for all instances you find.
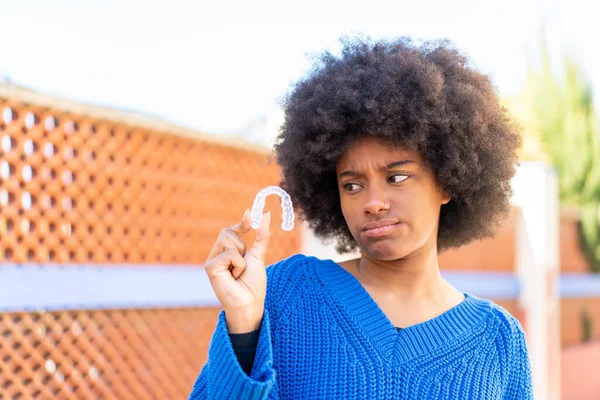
[266,253,316,281]
[264,254,324,314]
[489,301,525,333]
[485,299,532,384]
[462,294,524,332]
[480,298,527,346]
[460,294,526,345]
[265,253,335,277]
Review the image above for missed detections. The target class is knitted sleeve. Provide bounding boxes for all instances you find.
[187,254,305,400]
[187,309,278,400]
[504,320,534,399]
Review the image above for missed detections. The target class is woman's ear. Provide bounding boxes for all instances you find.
[440,190,451,205]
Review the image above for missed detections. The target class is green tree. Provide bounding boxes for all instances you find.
[522,46,600,272]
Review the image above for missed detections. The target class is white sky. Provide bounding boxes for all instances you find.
[0,0,598,145]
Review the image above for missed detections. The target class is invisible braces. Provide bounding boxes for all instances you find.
[251,186,295,231]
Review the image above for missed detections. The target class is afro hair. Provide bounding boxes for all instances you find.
[274,36,521,253]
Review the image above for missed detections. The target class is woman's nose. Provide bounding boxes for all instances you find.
[363,188,390,215]
[363,199,389,215]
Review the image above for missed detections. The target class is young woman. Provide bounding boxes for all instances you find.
[189,37,533,399]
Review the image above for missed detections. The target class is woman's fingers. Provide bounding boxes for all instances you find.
[229,209,252,237]
[246,212,272,263]
[202,209,271,313]
[204,248,247,280]
[207,209,251,260]
[205,209,271,280]
[221,232,247,256]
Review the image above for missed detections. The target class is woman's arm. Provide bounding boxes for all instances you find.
[188,254,306,399]
[504,321,534,399]
[188,309,277,400]
[188,210,279,399]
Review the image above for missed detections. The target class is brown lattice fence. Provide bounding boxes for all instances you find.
[0,88,301,399]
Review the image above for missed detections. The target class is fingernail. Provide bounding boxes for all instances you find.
[266,211,271,223]
[243,209,249,219]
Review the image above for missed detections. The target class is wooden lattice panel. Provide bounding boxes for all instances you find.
[0,308,217,399]
[0,98,301,265]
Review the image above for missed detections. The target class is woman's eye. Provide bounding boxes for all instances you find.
[343,183,360,191]
[389,174,409,183]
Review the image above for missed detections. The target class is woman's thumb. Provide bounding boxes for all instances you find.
[246,211,271,262]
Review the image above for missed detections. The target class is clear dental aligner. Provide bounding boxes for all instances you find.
[251,186,295,231]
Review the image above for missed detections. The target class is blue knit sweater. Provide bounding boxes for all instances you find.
[189,254,533,399]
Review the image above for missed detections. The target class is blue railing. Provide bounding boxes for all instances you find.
[1,262,599,312]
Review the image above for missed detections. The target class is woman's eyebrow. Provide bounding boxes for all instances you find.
[383,160,416,170]
[338,160,416,178]
[337,170,360,179]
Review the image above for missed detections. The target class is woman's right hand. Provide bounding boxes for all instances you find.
[204,209,272,333]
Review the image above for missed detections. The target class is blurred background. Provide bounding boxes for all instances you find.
[0,0,598,399]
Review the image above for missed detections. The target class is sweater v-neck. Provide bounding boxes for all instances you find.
[312,257,492,365]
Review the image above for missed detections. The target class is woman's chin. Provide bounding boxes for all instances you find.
[362,239,410,261]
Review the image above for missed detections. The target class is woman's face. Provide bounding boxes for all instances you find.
[336,137,450,261]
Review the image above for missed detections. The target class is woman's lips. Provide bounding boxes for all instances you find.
[362,222,400,238]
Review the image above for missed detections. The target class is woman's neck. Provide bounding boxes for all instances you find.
[338,241,466,327]
[350,241,456,304]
